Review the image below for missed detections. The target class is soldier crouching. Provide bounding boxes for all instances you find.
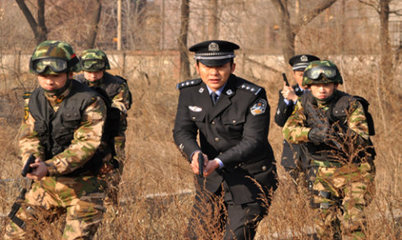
[4,41,107,240]
[283,60,376,239]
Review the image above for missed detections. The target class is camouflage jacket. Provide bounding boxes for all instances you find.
[19,80,107,176]
[283,90,369,148]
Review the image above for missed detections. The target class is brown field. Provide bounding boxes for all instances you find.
[0,64,400,239]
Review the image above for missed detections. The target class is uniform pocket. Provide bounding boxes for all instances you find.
[62,111,82,128]
[221,114,245,139]
[189,110,205,122]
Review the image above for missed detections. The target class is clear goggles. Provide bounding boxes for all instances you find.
[80,59,106,71]
[31,58,68,74]
[304,66,337,80]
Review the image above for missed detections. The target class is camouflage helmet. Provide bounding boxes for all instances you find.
[80,49,111,72]
[29,40,80,75]
[302,60,343,86]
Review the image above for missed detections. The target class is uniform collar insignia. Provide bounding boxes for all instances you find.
[226,89,233,95]
[208,42,219,52]
[199,87,204,93]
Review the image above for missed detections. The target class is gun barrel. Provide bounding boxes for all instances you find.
[282,73,290,86]
[198,154,204,177]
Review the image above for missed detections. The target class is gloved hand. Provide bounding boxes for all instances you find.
[308,127,329,144]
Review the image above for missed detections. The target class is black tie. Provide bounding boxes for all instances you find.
[211,92,218,105]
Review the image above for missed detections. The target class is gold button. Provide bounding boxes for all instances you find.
[192,116,196,120]
[262,165,267,171]
[214,137,220,142]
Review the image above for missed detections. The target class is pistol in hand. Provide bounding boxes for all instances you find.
[21,154,36,177]
[198,154,204,178]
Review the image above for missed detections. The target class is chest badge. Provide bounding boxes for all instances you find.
[250,99,267,116]
[189,106,203,112]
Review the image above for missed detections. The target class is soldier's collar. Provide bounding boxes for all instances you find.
[87,77,103,87]
[44,79,72,104]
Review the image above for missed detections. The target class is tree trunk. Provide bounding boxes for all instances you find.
[271,0,295,63]
[207,0,219,40]
[271,0,337,64]
[178,0,190,81]
[379,0,393,84]
[15,0,47,44]
[85,0,102,49]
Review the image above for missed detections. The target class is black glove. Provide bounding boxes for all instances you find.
[308,127,329,144]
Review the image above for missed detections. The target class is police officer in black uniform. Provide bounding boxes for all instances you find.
[173,40,277,240]
[274,54,320,178]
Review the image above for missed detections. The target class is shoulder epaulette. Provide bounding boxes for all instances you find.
[176,79,202,90]
[237,83,262,95]
[23,92,31,99]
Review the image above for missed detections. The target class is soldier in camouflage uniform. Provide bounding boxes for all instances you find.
[4,41,107,240]
[283,60,375,240]
[75,49,132,206]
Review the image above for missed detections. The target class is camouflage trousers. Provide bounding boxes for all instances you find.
[114,135,126,175]
[98,135,126,207]
[310,161,375,240]
[4,176,106,240]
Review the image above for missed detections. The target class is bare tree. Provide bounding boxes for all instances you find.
[358,0,401,83]
[207,0,219,40]
[178,0,191,81]
[356,0,401,134]
[85,0,102,49]
[15,0,47,44]
[270,0,337,62]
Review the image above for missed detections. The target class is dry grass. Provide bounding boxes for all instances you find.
[0,64,400,239]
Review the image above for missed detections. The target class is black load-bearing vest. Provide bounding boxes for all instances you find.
[28,80,103,175]
[300,90,375,164]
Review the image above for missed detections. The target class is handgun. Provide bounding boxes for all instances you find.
[198,153,204,178]
[282,73,290,87]
[21,154,36,177]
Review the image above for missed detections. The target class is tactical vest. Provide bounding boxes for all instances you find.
[300,90,375,166]
[28,80,102,175]
[75,72,132,169]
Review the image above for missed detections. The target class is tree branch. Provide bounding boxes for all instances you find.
[358,0,380,13]
[293,0,337,34]
[15,0,39,36]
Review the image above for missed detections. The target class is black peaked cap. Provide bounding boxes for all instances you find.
[189,40,239,67]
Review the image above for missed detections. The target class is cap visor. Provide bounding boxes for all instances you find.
[199,58,231,67]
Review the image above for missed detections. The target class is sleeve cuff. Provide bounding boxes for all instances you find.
[190,150,201,163]
[44,160,58,176]
[215,158,224,169]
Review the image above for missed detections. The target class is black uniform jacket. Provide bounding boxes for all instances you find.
[173,74,276,204]
[274,84,305,170]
